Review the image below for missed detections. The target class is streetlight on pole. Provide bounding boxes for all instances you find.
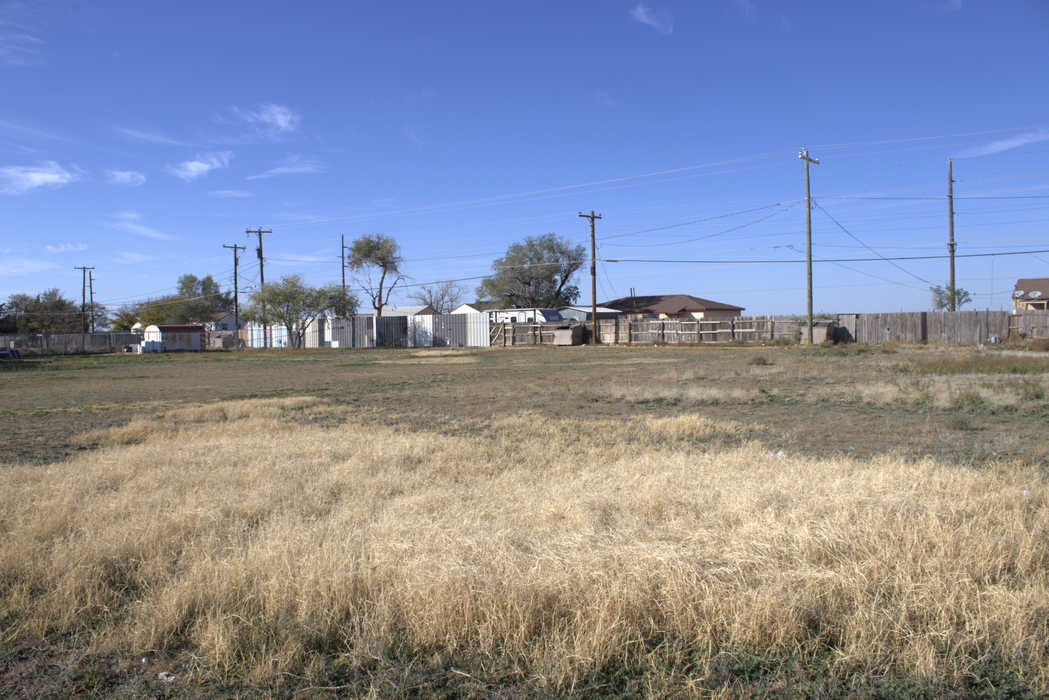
[799,148,819,345]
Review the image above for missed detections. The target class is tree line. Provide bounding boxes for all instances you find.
[0,232,589,340]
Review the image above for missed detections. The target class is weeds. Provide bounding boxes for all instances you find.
[3,345,1049,697]
[897,354,1049,375]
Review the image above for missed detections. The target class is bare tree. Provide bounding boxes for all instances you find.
[346,234,405,317]
[408,280,468,314]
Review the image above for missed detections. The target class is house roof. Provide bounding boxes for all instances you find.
[1014,279,1049,303]
[600,294,744,314]
[558,305,620,314]
[369,305,437,316]
[455,300,503,312]
[148,325,206,332]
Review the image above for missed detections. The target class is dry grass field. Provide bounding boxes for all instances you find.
[2,343,1049,698]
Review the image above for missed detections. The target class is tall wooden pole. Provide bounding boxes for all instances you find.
[224,244,245,348]
[579,211,602,344]
[88,271,95,332]
[948,159,957,311]
[74,266,94,333]
[799,148,819,344]
[248,228,271,348]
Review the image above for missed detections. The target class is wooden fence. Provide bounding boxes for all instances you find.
[493,310,1049,347]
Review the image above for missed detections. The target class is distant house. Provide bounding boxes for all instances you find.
[451,301,501,314]
[203,312,242,332]
[1013,279,1049,311]
[558,305,620,322]
[601,294,743,320]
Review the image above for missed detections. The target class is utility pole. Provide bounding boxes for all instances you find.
[247,228,271,348]
[224,243,246,347]
[341,234,347,295]
[88,271,95,332]
[579,211,602,345]
[74,266,94,333]
[799,148,819,345]
[948,159,957,311]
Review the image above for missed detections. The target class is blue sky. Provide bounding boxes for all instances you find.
[2,0,1048,318]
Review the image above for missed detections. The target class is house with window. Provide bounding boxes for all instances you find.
[600,294,743,320]
[1013,279,1049,311]
[203,312,242,332]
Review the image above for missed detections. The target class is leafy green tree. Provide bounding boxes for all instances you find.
[109,303,144,332]
[930,283,972,311]
[0,302,15,333]
[108,274,233,330]
[174,274,233,323]
[3,294,35,333]
[5,289,81,334]
[347,233,405,317]
[244,275,358,349]
[477,233,586,308]
[82,301,111,332]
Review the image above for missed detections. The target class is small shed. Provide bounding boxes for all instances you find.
[552,325,584,346]
[800,320,837,345]
[142,324,206,352]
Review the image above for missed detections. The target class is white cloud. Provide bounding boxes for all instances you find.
[630,4,673,34]
[116,127,188,146]
[112,252,154,264]
[0,21,45,66]
[208,189,255,198]
[407,90,435,103]
[231,104,300,136]
[106,169,146,186]
[0,161,79,194]
[247,154,325,180]
[403,125,424,148]
[594,91,615,108]
[0,257,58,275]
[105,211,177,241]
[732,0,756,20]
[957,131,1049,158]
[169,151,232,182]
[941,0,962,11]
[46,243,88,253]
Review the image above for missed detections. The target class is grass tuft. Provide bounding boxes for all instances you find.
[2,396,1048,693]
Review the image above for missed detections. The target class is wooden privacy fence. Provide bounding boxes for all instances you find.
[835,311,1012,345]
[494,310,1049,347]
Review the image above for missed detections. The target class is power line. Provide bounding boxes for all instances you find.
[603,248,1049,265]
[812,200,934,286]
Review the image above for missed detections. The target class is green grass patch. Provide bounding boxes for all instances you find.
[896,355,1049,376]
